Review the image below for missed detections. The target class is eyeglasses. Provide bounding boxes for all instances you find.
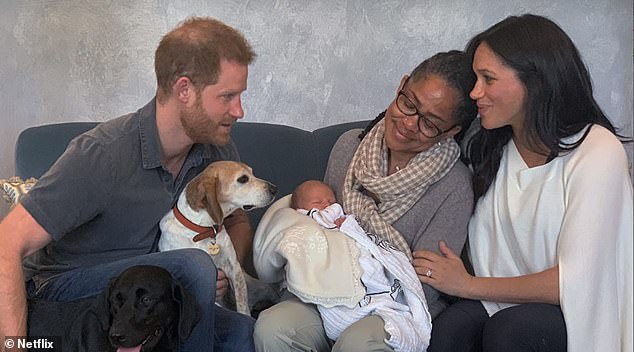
[395,81,456,138]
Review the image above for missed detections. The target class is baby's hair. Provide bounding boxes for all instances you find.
[290,186,301,209]
[290,180,331,209]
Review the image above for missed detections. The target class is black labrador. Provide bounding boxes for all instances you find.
[28,265,200,352]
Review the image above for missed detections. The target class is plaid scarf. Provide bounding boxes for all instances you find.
[342,119,460,260]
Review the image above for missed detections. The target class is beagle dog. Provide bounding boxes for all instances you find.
[159,161,277,315]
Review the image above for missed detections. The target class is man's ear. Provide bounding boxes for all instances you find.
[173,76,195,103]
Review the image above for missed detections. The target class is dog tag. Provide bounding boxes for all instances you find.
[208,242,220,255]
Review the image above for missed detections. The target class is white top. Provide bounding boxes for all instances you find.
[469,125,633,352]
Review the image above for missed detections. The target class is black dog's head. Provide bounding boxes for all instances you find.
[106,265,200,352]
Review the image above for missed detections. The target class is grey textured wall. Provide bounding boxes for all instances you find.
[1,0,632,218]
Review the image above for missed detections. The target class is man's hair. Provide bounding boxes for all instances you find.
[154,17,256,103]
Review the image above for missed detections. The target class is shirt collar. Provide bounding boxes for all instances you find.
[138,98,162,170]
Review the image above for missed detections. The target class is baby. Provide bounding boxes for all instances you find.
[290,180,346,228]
[288,180,431,351]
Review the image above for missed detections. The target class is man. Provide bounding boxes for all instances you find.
[0,17,256,351]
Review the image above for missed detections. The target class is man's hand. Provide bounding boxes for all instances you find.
[216,269,229,301]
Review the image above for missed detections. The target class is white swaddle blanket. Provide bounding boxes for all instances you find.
[254,196,432,351]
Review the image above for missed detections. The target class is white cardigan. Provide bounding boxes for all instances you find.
[469,125,633,352]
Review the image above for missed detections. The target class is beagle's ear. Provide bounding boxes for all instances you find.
[204,176,224,226]
[185,176,206,211]
[186,173,223,224]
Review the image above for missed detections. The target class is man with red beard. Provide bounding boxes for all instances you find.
[0,17,256,352]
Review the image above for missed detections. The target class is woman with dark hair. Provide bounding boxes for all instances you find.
[416,14,633,352]
[254,50,478,352]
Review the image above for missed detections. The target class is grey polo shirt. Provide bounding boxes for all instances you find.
[21,99,239,285]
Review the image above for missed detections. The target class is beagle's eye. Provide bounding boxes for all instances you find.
[237,175,249,184]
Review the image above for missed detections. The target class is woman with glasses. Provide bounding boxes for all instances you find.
[418,14,632,352]
[254,50,478,352]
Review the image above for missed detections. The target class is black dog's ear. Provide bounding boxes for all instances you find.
[172,280,201,340]
[105,275,119,309]
[97,276,119,330]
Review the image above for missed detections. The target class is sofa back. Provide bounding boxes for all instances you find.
[15,122,100,180]
[232,121,369,194]
[15,120,370,226]
[233,121,369,224]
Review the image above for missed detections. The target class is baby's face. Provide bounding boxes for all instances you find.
[298,183,337,210]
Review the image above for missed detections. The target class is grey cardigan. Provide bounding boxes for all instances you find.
[324,129,473,318]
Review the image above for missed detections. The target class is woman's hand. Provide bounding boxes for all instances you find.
[216,269,229,300]
[412,240,473,297]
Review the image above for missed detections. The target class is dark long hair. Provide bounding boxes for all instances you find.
[465,14,628,200]
[360,50,478,145]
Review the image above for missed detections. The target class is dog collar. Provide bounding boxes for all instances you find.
[172,205,221,242]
